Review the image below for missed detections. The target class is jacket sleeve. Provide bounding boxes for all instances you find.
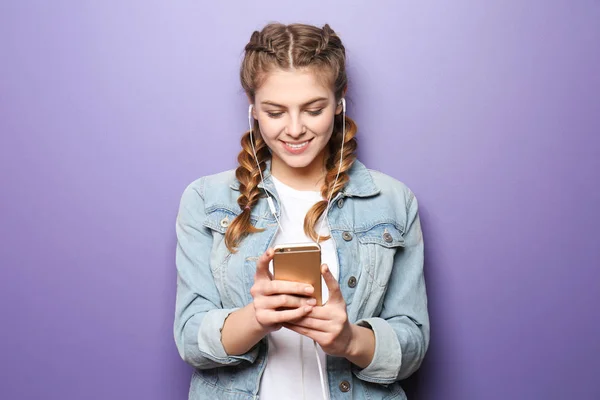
[353,190,430,384]
[173,179,260,369]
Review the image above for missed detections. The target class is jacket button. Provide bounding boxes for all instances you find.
[220,217,230,228]
[342,231,353,241]
[337,198,344,208]
[339,380,351,392]
[347,276,357,288]
[383,232,393,243]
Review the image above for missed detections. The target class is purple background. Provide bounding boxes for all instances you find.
[1,1,599,399]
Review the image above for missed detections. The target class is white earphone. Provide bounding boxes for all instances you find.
[248,104,283,231]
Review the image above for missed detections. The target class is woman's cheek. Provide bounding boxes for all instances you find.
[258,119,282,141]
[308,115,335,136]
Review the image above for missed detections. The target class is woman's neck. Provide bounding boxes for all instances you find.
[270,153,327,192]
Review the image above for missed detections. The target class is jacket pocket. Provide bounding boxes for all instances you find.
[356,222,405,288]
[203,207,259,234]
[203,208,242,235]
[356,222,405,248]
[201,207,259,307]
[201,209,237,274]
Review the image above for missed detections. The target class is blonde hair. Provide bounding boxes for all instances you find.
[225,23,358,252]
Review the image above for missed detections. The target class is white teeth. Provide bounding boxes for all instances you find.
[286,141,308,149]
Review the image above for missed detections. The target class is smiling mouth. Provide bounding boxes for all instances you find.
[281,138,313,154]
[284,140,310,149]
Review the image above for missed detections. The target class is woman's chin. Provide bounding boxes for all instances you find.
[279,155,315,170]
[272,146,327,172]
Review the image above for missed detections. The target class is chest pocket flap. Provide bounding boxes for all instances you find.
[203,207,258,234]
[356,222,405,248]
[203,209,238,234]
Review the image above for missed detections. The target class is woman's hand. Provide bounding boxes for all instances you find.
[222,247,314,356]
[250,248,317,334]
[283,264,376,367]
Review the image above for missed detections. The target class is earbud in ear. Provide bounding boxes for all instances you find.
[248,104,255,133]
[340,98,346,113]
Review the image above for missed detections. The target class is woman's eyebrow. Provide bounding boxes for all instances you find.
[261,97,328,108]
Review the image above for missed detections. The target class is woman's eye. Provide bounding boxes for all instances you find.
[265,109,323,118]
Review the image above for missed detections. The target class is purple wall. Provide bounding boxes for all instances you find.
[1,1,599,399]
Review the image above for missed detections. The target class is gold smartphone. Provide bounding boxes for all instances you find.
[273,243,322,306]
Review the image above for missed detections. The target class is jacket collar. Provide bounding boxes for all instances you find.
[229,158,379,198]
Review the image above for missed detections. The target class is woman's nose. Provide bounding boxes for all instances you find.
[286,114,306,138]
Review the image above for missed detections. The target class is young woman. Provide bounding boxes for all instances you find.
[174,23,429,400]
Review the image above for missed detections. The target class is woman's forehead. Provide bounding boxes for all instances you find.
[255,68,335,104]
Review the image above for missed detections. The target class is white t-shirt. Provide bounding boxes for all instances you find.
[258,175,339,400]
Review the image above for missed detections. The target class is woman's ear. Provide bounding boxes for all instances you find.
[335,98,346,115]
[247,95,257,119]
[335,87,348,115]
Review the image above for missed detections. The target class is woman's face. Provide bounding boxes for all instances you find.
[252,68,343,176]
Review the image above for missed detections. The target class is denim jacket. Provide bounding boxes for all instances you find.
[174,159,430,400]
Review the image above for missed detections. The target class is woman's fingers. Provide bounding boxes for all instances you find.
[321,264,343,304]
[251,279,313,300]
[296,305,333,320]
[254,248,274,280]
[286,316,329,332]
[255,304,314,326]
[283,323,328,343]
[255,294,317,310]
[263,280,314,296]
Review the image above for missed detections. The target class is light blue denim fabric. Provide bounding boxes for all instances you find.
[174,159,430,399]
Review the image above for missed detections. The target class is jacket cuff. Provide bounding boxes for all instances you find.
[352,317,402,384]
[198,308,260,364]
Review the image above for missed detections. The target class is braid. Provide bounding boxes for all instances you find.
[314,24,333,57]
[304,115,358,241]
[244,30,277,56]
[225,122,269,252]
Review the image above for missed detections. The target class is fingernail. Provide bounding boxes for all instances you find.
[304,306,313,312]
[307,298,317,306]
[304,286,314,294]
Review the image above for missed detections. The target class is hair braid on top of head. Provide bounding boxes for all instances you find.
[226,23,358,252]
[244,30,277,56]
[313,23,333,58]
